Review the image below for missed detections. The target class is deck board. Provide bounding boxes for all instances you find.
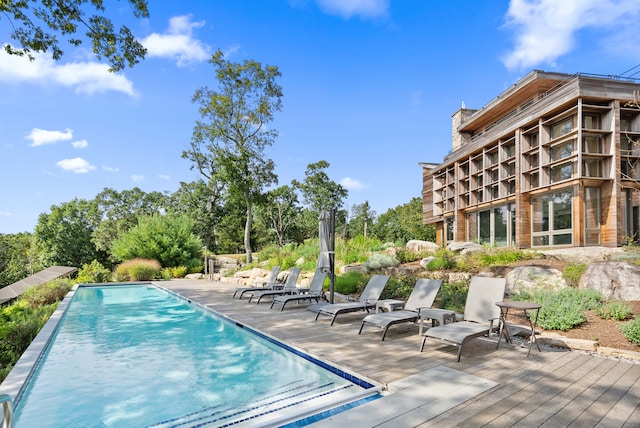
[161,280,640,427]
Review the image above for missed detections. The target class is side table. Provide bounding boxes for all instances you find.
[418,308,457,335]
[375,299,405,313]
[496,301,542,357]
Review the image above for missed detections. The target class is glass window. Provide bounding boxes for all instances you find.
[532,195,549,232]
[446,217,454,241]
[479,210,491,244]
[583,136,601,153]
[487,150,498,166]
[526,132,539,150]
[621,116,632,132]
[530,172,539,188]
[583,113,600,130]
[529,153,539,169]
[583,159,601,178]
[504,143,515,158]
[507,179,516,195]
[490,169,499,183]
[551,141,574,161]
[506,162,516,176]
[551,117,574,139]
[531,188,573,246]
[550,162,574,183]
[494,206,508,247]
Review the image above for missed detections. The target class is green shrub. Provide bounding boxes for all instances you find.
[171,266,188,278]
[333,272,368,295]
[436,280,468,313]
[364,253,398,271]
[20,279,72,309]
[597,301,632,321]
[76,260,111,284]
[395,248,420,264]
[621,318,640,345]
[380,275,418,300]
[563,263,586,287]
[115,258,161,281]
[111,214,203,270]
[160,268,173,280]
[477,248,537,266]
[514,288,603,331]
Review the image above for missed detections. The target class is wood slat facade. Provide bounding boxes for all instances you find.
[421,71,640,248]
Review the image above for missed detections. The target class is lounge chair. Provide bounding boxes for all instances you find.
[270,270,328,311]
[315,274,389,326]
[358,278,443,340]
[420,276,506,362]
[248,268,302,304]
[233,266,281,299]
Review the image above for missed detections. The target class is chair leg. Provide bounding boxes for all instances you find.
[280,301,287,312]
[380,326,390,341]
[358,321,365,335]
[456,346,463,362]
[330,314,338,326]
[420,336,427,352]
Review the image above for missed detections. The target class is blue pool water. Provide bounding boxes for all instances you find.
[12,284,377,427]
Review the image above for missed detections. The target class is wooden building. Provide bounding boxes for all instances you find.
[421,70,640,248]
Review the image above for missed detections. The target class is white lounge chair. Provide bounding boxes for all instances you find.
[270,270,327,311]
[420,276,506,362]
[315,274,389,326]
[232,266,281,299]
[248,268,302,304]
[358,278,443,340]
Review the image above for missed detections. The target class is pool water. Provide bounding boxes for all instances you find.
[12,284,377,427]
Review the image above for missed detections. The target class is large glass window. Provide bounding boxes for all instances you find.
[585,187,601,246]
[494,206,508,247]
[445,217,454,242]
[583,113,600,130]
[550,162,574,183]
[476,204,514,247]
[551,117,574,139]
[550,141,574,161]
[583,136,601,153]
[583,159,601,178]
[531,188,573,246]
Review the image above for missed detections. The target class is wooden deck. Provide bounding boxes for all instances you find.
[162,280,640,427]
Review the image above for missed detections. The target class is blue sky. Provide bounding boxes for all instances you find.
[1,0,639,234]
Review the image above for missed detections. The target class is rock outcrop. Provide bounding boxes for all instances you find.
[505,266,567,295]
[580,261,640,300]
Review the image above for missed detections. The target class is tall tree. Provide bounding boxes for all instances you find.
[1,0,149,71]
[293,160,348,212]
[167,180,224,253]
[183,50,282,264]
[293,160,348,239]
[34,198,105,267]
[348,201,376,239]
[259,185,301,247]
[373,197,435,244]
[0,232,44,287]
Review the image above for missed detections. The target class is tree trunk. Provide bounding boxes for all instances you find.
[245,201,253,264]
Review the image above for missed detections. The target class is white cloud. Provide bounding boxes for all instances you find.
[56,157,96,174]
[502,0,639,71]
[71,139,88,149]
[314,0,389,19]
[158,174,171,180]
[102,166,119,173]
[26,128,73,147]
[340,177,367,191]
[0,45,137,96]
[0,211,12,217]
[131,174,145,182]
[141,15,211,66]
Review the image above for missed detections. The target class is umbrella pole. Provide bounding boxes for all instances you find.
[329,208,336,304]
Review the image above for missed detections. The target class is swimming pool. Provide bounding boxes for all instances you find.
[2,283,380,427]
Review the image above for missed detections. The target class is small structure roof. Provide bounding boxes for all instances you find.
[0,266,77,304]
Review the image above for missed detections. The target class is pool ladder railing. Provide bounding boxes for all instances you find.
[0,394,12,428]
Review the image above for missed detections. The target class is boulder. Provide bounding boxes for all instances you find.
[340,264,367,274]
[505,266,567,296]
[580,261,640,300]
[406,240,439,253]
[420,257,435,267]
[447,241,483,253]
